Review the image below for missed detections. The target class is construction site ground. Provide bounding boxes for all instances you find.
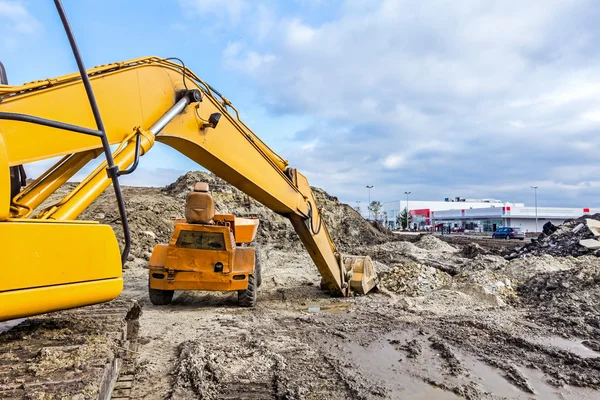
[1,172,599,400]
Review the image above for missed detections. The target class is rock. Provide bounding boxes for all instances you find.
[582,340,600,352]
[572,223,585,234]
[461,242,487,259]
[586,219,600,237]
[142,230,157,239]
[579,239,600,250]
[543,221,558,236]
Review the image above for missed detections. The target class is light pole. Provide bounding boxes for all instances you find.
[404,191,411,229]
[366,185,373,220]
[355,200,361,216]
[531,186,538,232]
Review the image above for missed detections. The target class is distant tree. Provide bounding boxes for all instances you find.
[398,208,409,229]
[368,201,382,220]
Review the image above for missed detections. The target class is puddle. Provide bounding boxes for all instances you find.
[338,329,599,400]
[0,318,26,333]
[531,336,600,358]
[338,332,460,399]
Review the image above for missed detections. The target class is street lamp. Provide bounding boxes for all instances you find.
[531,186,538,232]
[404,191,411,229]
[366,185,373,220]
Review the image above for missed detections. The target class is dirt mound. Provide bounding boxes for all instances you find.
[453,270,516,299]
[415,234,457,253]
[380,262,451,296]
[460,242,489,259]
[510,216,600,258]
[518,263,600,338]
[77,170,391,269]
[358,235,463,276]
[162,171,392,251]
[497,255,583,283]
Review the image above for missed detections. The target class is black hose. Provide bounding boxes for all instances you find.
[307,201,323,235]
[0,112,103,136]
[54,0,131,265]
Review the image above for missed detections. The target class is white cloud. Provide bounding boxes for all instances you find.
[0,0,40,49]
[382,154,405,170]
[285,19,316,47]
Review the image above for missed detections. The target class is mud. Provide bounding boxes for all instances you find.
[4,171,600,399]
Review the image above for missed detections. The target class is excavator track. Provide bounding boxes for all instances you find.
[0,299,140,400]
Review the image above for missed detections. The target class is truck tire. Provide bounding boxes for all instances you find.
[254,244,262,288]
[238,271,258,307]
[148,280,174,305]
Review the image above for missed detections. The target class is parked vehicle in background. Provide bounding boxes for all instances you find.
[492,227,525,240]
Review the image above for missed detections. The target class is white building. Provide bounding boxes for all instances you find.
[432,205,599,233]
[382,196,598,232]
[382,197,523,229]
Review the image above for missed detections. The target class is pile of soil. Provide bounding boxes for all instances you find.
[380,262,451,296]
[510,216,600,258]
[77,171,390,268]
[357,235,464,276]
[453,270,516,299]
[161,171,393,251]
[460,242,489,258]
[518,263,600,337]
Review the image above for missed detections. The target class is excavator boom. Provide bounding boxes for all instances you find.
[0,56,378,321]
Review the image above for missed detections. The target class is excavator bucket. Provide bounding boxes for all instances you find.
[343,255,379,295]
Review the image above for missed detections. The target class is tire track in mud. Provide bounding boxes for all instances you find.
[167,313,370,400]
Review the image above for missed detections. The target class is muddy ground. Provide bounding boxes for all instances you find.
[2,172,599,399]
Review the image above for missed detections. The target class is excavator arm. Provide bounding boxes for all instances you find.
[0,56,378,321]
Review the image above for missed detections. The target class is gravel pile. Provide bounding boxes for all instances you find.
[453,270,517,299]
[380,262,451,296]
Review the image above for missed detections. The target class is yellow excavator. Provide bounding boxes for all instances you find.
[0,1,378,322]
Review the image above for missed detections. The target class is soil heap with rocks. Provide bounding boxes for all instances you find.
[509,216,600,258]
[518,261,600,337]
[79,171,392,266]
[162,171,393,250]
[380,262,451,296]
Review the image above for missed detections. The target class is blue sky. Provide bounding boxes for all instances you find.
[2,0,600,208]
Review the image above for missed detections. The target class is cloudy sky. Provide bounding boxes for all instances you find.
[2,0,600,208]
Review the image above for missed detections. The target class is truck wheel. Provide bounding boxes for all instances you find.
[148,280,174,305]
[238,273,257,307]
[254,244,262,287]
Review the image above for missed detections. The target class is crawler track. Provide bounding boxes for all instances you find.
[0,299,140,400]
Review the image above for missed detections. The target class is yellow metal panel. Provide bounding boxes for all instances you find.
[149,271,248,291]
[149,244,168,267]
[234,217,259,243]
[0,278,122,322]
[0,64,176,165]
[0,134,8,221]
[0,220,121,294]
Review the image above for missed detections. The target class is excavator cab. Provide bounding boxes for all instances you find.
[146,183,261,307]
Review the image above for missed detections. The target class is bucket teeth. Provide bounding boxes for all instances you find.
[342,255,379,295]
